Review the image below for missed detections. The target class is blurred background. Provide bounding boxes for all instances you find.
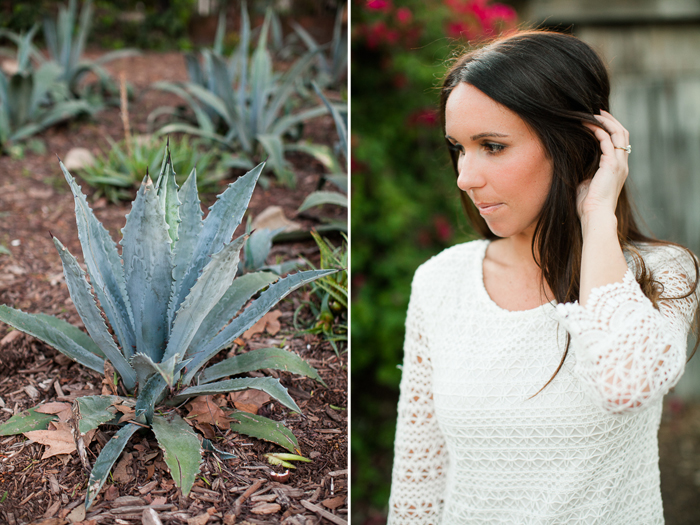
[351,0,700,524]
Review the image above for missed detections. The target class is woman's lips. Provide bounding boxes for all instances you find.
[475,202,503,215]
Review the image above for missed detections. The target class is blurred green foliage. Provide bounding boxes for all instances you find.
[0,0,197,51]
[351,0,516,521]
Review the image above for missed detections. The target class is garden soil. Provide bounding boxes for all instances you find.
[0,52,347,525]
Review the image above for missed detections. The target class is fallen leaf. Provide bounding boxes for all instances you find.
[103,361,117,395]
[242,310,282,339]
[43,500,61,518]
[66,505,86,523]
[28,519,68,525]
[228,390,272,415]
[186,395,231,430]
[187,512,211,525]
[112,452,133,483]
[322,495,346,510]
[35,402,72,413]
[24,429,76,459]
[104,485,119,501]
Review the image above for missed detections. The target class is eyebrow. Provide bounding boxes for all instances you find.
[445,132,509,142]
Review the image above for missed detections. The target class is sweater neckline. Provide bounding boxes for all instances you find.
[474,239,557,315]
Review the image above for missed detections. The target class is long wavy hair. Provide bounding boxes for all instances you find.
[439,30,699,392]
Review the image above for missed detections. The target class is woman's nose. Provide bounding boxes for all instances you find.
[456,153,485,193]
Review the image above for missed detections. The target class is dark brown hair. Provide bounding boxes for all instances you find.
[439,30,699,392]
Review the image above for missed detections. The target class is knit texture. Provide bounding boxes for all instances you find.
[388,240,697,525]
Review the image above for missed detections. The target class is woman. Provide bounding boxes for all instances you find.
[388,30,699,524]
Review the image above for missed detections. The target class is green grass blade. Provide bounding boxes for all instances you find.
[152,413,201,497]
[229,411,298,454]
[199,347,327,387]
[0,305,104,374]
[85,423,139,510]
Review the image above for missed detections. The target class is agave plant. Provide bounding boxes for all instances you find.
[150,2,333,186]
[291,4,347,90]
[0,144,334,509]
[293,83,347,232]
[42,0,139,100]
[0,25,95,151]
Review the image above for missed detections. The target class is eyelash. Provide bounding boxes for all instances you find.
[448,142,506,155]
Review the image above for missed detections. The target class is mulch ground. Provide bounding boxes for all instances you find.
[0,51,347,525]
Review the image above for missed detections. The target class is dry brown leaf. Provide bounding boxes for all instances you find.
[186,395,231,430]
[112,452,133,483]
[65,505,85,523]
[229,390,272,415]
[103,361,117,395]
[186,512,211,525]
[36,402,73,423]
[242,310,282,339]
[104,485,119,501]
[35,402,72,415]
[43,500,61,518]
[24,429,76,459]
[322,495,346,510]
[28,518,67,525]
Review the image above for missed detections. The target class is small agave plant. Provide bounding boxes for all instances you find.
[0,144,334,509]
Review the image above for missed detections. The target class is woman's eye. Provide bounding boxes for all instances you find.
[448,143,464,155]
[484,142,505,154]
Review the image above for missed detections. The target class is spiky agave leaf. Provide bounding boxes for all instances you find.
[161,235,248,378]
[120,177,174,362]
[152,413,201,497]
[85,423,140,509]
[183,269,337,383]
[52,236,137,391]
[59,161,136,359]
[170,163,263,319]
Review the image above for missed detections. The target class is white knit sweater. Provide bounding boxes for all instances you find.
[388,239,698,525]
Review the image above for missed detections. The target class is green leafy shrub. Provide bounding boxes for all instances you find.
[295,231,347,357]
[0,143,335,508]
[77,135,227,202]
[150,3,335,187]
[351,0,516,517]
[0,26,96,151]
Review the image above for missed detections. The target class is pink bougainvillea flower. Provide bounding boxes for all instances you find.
[366,0,392,12]
[396,6,413,24]
[407,108,439,127]
[489,4,517,23]
[446,21,475,41]
[433,215,453,243]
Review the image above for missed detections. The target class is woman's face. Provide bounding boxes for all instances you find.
[445,82,553,240]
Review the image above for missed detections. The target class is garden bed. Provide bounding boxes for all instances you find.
[0,51,347,525]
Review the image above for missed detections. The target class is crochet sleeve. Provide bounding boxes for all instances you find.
[387,269,449,524]
[555,246,698,413]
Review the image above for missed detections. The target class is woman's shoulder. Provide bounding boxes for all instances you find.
[412,239,488,289]
[627,241,699,275]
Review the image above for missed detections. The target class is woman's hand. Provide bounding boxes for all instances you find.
[577,110,630,224]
